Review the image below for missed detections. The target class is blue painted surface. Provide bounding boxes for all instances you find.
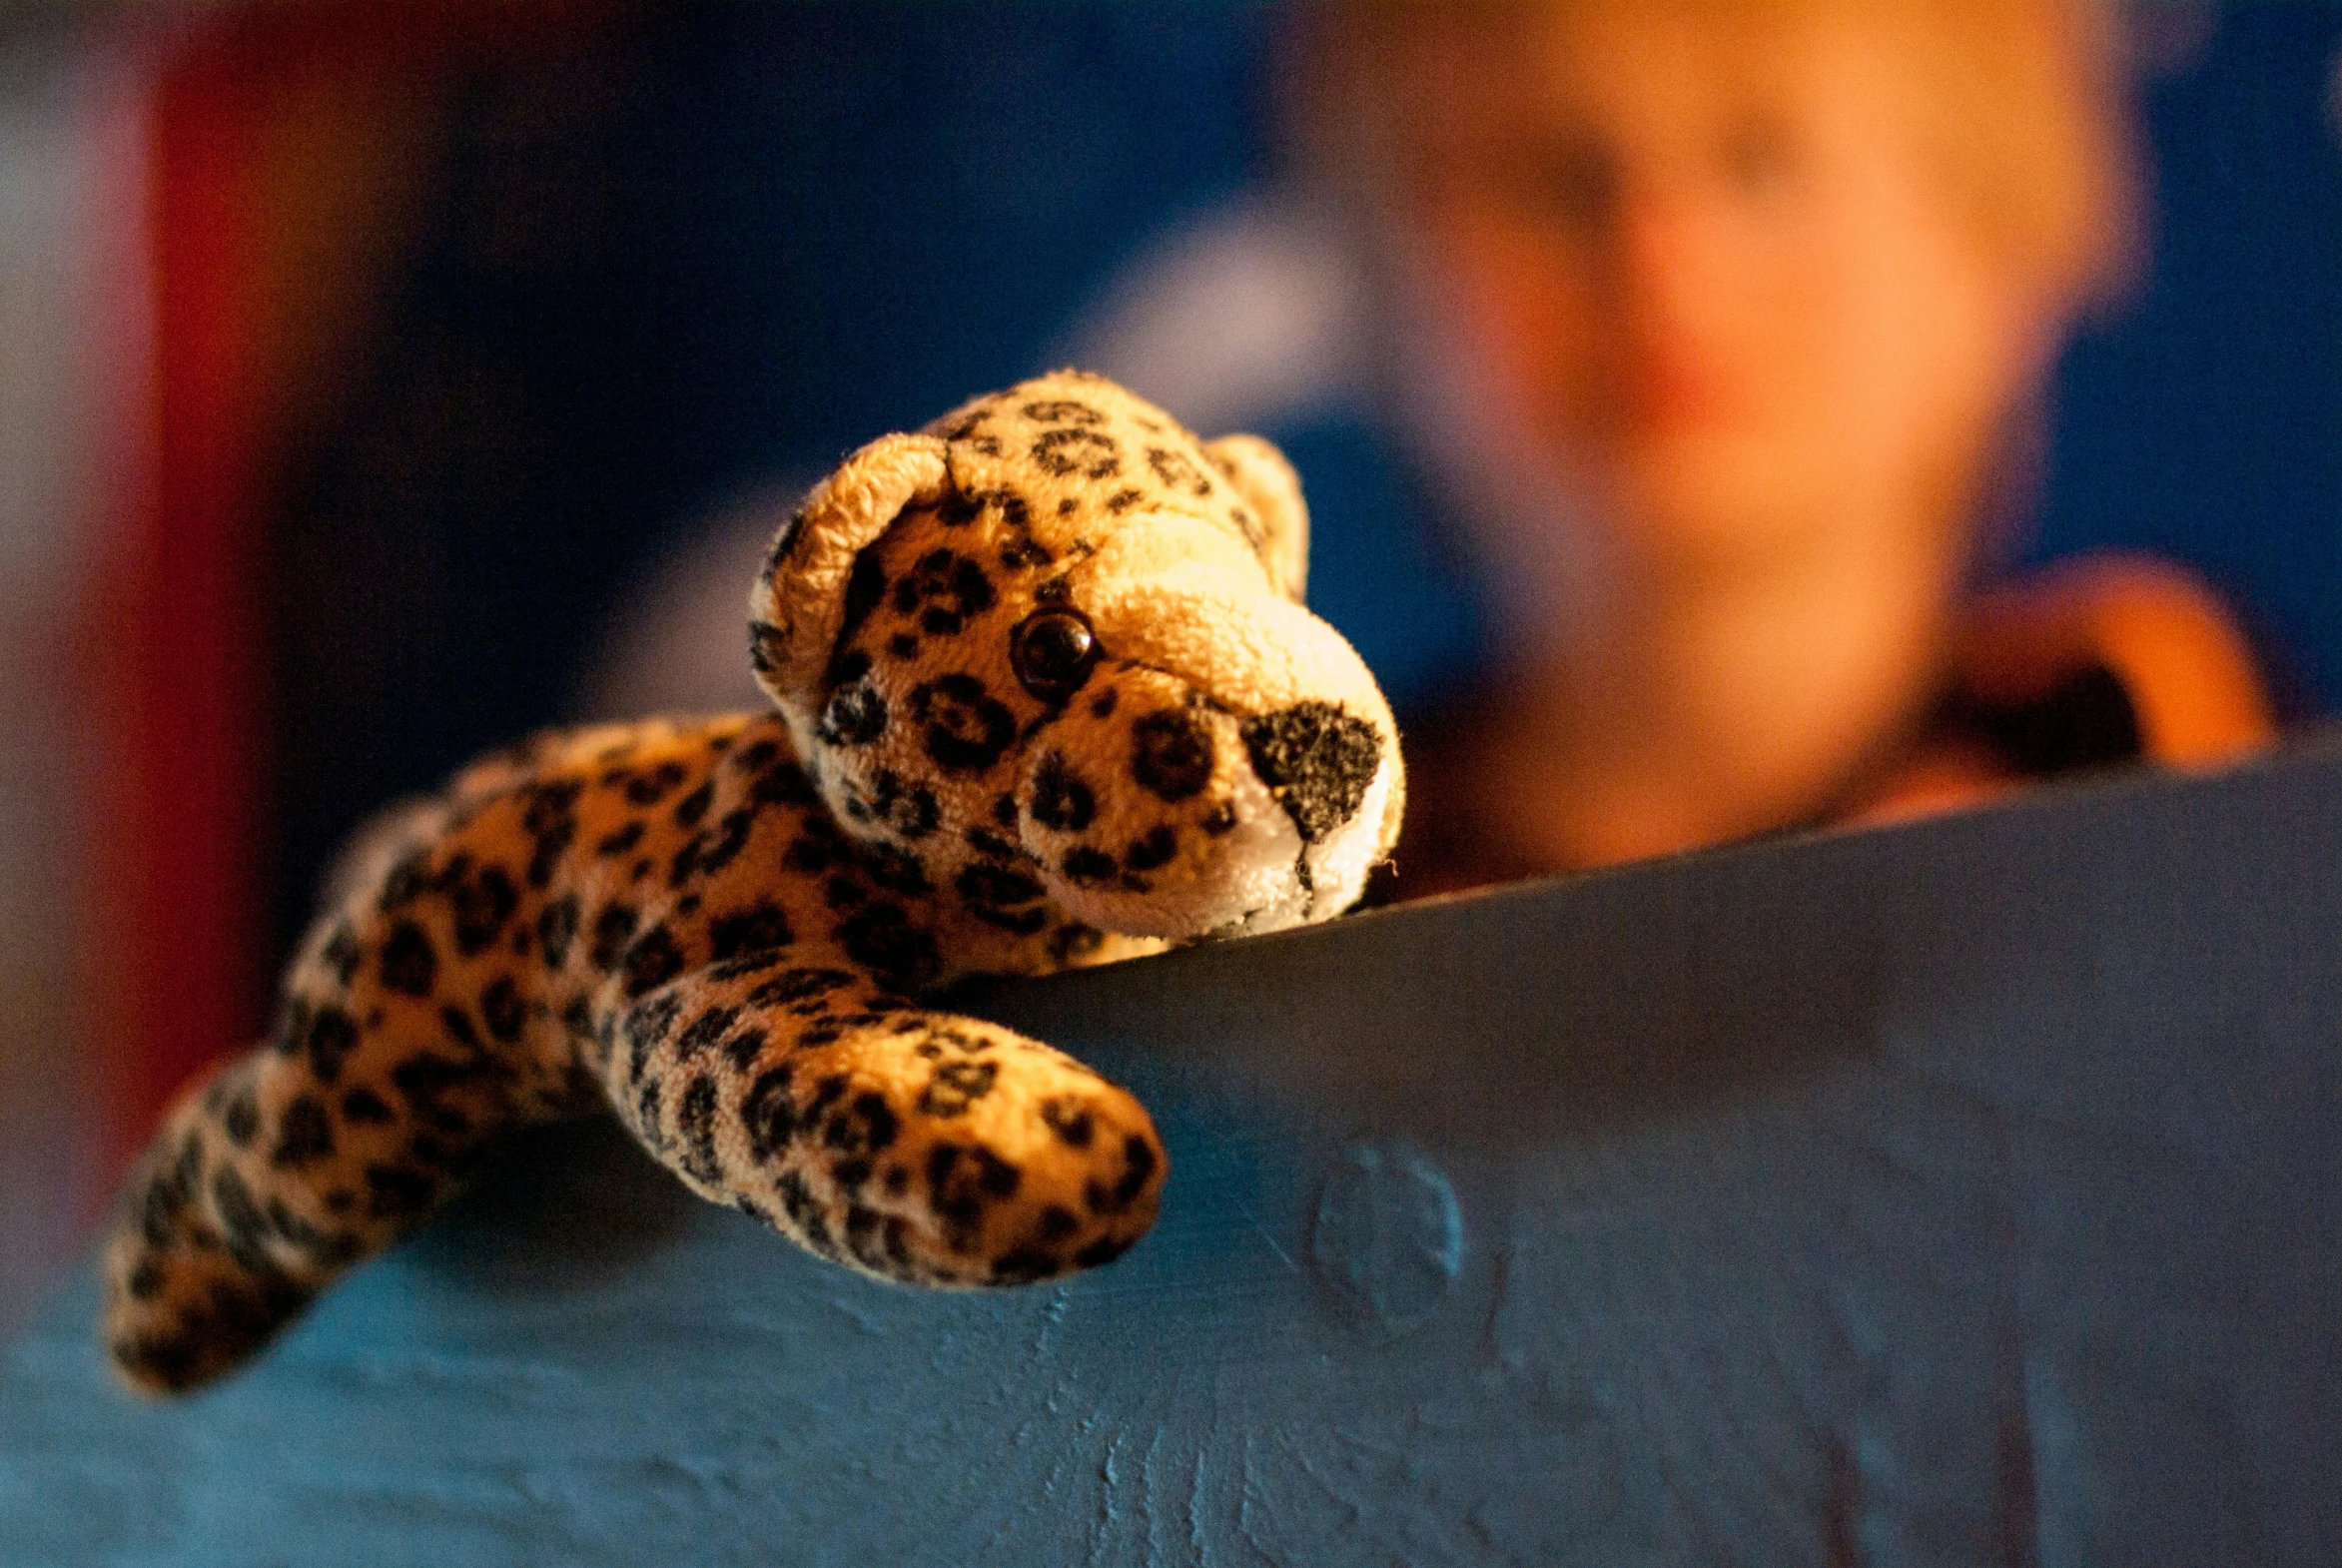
[9,740,2342,1564]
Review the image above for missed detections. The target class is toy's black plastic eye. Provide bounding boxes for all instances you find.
[1011,607,1099,702]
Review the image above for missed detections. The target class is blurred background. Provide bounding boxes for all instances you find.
[2,0,2339,1334]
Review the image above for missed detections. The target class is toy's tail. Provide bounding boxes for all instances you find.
[101,1061,342,1394]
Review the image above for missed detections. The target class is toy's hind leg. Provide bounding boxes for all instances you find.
[102,803,592,1393]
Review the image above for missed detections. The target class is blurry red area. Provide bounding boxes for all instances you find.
[81,0,622,1175]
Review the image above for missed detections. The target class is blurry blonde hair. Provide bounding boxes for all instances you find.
[1287,1,2143,321]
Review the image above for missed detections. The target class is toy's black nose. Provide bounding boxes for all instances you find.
[1238,702,1385,842]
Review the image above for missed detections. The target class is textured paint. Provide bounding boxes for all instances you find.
[7,740,2342,1563]
[1308,1142,1461,1334]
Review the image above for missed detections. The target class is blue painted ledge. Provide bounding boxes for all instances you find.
[8,739,2342,1566]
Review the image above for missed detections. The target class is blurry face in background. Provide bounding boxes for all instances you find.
[1377,6,2047,593]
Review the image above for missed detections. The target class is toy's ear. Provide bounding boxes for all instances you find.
[1205,433,1309,603]
[750,432,948,709]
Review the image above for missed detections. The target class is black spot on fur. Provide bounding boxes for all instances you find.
[964,827,1021,863]
[819,678,889,748]
[1022,398,1104,425]
[895,548,997,637]
[479,977,527,1044]
[596,822,646,858]
[1146,444,1212,497]
[1028,753,1096,831]
[825,1091,901,1160]
[1239,702,1382,841]
[439,1005,483,1052]
[590,905,639,972]
[674,1005,741,1065]
[776,1172,829,1255]
[1086,1134,1160,1215]
[633,1080,669,1153]
[677,1076,722,1183]
[1133,709,1214,802]
[378,847,431,912]
[783,816,853,878]
[624,760,688,806]
[927,1142,1022,1252]
[710,902,794,962]
[616,994,682,1086]
[748,621,786,676]
[271,1097,335,1169]
[520,780,582,889]
[450,863,519,957]
[919,1059,998,1118]
[1062,847,1117,886]
[673,780,714,828]
[998,535,1054,570]
[537,895,581,968]
[751,757,818,808]
[841,1202,889,1268]
[860,770,941,841]
[741,1068,796,1163]
[209,1167,278,1276]
[319,923,362,986]
[1124,826,1177,872]
[939,405,993,441]
[1041,1096,1096,1150]
[721,1025,769,1071]
[746,967,856,1011]
[684,806,760,886]
[837,904,941,993]
[223,1085,260,1148]
[391,1054,486,1139]
[909,675,1017,774]
[856,842,933,899]
[621,925,687,999]
[835,547,890,657]
[286,1006,337,1081]
[956,863,1047,935]
[379,922,438,998]
[341,1087,393,1125]
[763,507,805,576]
[1031,426,1121,480]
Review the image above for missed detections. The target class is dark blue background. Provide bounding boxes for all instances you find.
[266,3,2342,957]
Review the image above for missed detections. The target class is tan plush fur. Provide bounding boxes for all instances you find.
[100,372,1403,1394]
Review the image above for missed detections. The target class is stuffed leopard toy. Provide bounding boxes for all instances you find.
[102,372,1404,1393]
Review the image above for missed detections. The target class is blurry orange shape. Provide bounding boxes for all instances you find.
[1956,552,2277,768]
[1846,552,2276,832]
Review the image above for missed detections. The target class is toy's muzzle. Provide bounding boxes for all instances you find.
[1016,578,1403,940]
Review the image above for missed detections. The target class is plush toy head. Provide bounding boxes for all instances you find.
[750,371,1403,941]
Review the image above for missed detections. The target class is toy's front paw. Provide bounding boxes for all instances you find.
[609,968,1166,1287]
